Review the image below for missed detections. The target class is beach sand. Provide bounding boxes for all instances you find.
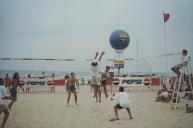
[1,86,193,128]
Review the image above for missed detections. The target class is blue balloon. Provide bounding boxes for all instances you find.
[109,30,130,50]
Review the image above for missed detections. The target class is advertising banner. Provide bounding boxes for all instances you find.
[111,77,160,87]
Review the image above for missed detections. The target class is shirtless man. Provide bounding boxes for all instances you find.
[101,66,111,98]
[64,73,70,92]
[8,72,24,109]
[66,72,79,106]
[4,74,11,92]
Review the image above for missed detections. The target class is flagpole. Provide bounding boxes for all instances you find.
[163,12,168,73]
[136,38,139,75]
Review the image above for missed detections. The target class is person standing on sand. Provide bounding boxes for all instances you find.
[4,74,11,92]
[91,51,104,102]
[64,73,70,92]
[0,78,14,128]
[65,73,70,80]
[8,72,24,109]
[101,66,111,98]
[110,86,133,121]
[42,71,45,78]
[66,72,79,106]
[51,73,55,92]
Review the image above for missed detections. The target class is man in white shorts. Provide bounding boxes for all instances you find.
[110,86,133,121]
[171,49,188,78]
[91,51,104,102]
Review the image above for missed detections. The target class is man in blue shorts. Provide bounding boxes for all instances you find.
[66,72,79,106]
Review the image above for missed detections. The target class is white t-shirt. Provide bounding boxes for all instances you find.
[0,86,7,105]
[91,60,101,78]
[180,55,188,67]
[160,91,168,97]
[113,92,130,108]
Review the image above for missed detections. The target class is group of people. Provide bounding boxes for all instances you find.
[63,64,133,122]
[64,51,133,121]
[63,51,133,121]
[90,51,133,121]
[2,49,192,128]
[0,72,24,128]
[157,49,193,113]
[90,51,110,102]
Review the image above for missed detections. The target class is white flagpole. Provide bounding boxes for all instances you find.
[163,12,168,73]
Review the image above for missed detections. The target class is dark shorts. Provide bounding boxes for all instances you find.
[67,85,76,93]
[0,105,6,112]
[115,104,123,109]
[5,84,9,88]
[101,80,106,86]
[10,88,17,97]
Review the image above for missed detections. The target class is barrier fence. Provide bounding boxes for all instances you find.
[17,85,55,93]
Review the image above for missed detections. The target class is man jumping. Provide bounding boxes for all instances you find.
[90,51,104,102]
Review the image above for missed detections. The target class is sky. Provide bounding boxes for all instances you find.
[0,0,193,74]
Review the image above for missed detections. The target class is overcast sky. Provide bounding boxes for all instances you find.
[0,0,193,73]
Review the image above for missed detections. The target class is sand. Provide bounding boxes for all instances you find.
[1,86,193,128]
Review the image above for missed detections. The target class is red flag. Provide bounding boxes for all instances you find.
[163,13,170,23]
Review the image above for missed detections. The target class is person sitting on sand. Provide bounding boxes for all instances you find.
[0,78,14,128]
[110,86,133,121]
[90,51,104,102]
[155,84,172,103]
[186,104,193,113]
[66,72,79,106]
[8,72,24,109]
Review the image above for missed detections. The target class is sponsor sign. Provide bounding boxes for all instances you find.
[143,77,151,86]
[112,77,160,86]
[114,60,124,68]
[20,77,65,86]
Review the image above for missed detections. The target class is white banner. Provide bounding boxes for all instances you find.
[112,77,152,87]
